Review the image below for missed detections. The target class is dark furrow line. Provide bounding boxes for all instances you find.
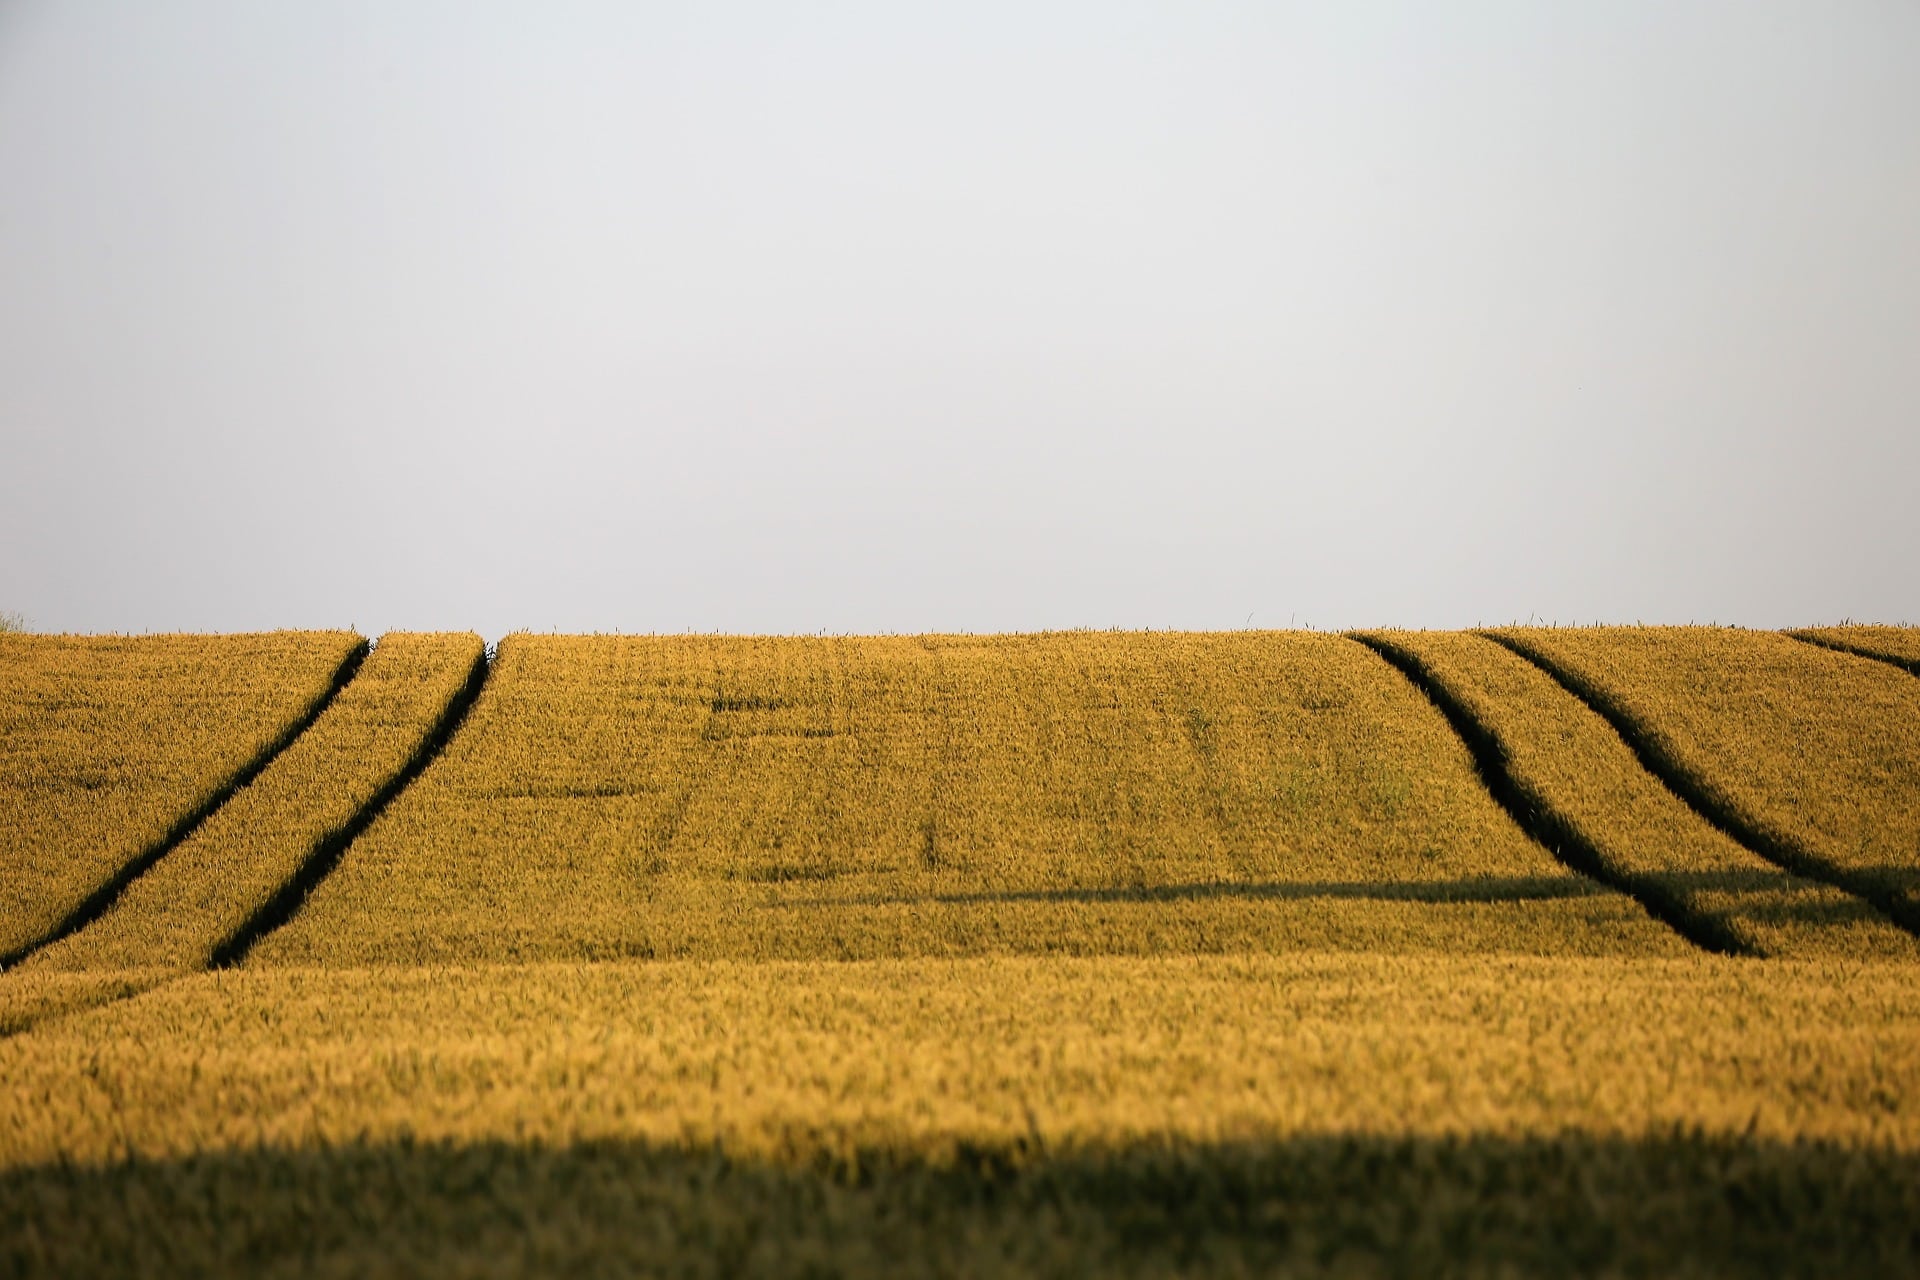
[775,875,1612,909]
[0,640,371,970]
[1785,631,1920,679]
[1480,630,1920,941]
[775,863,1833,910]
[208,643,492,968]
[0,972,182,1043]
[1348,634,1753,957]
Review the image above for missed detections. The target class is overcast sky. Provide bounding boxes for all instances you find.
[1,1,1914,638]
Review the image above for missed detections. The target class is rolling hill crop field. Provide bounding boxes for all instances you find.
[3,626,1918,1276]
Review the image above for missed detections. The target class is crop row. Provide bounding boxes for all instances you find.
[1793,624,1920,675]
[3,626,1916,976]
[1494,626,1920,936]
[0,631,364,962]
[3,952,1917,1162]
[1360,629,1917,959]
[254,632,1681,965]
[8,952,1920,1275]
[19,632,484,976]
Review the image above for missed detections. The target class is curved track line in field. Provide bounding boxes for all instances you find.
[1786,631,1920,679]
[208,643,492,968]
[0,641,371,971]
[775,866,1844,911]
[1481,631,1920,941]
[775,874,1611,909]
[0,971,185,1042]
[1349,635,1751,956]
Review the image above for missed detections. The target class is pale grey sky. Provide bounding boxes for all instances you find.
[1,1,1914,638]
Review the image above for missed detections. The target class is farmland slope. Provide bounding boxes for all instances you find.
[3,954,1918,1276]
[0,632,364,963]
[250,632,1683,965]
[19,633,485,976]
[1489,627,1920,935]
[1361,630,1916,959]
[4,627,1920,1276]
[1792,625,1920,676]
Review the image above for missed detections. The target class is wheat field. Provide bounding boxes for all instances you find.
[20,633,484,981]
[254,632,1676,967]
[2,624,1918,1276]
[1490,626,1920,934]
[1793,624,1920,673]
[0,631,363,963]
[1359,628,1917,959]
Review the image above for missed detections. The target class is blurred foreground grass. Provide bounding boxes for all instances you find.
[4,953,1918,1276]
[10,1130,1917,1279]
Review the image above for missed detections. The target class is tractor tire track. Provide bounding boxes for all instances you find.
[1350,634,1752,956]
[208,642,492,968]
[1481,630,1920,941]
[0,971,185,1042]
[0,641,370,970]
[1787,631,1920,679]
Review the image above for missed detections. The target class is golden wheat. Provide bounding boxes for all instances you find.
[5,628,1920,1275]
[17,633,483,974]
[1490,627,1920,930]
[6,954,1918,1165]
[0,631,363,962]
[251,632,1681,965]
[1792,624,1920,673]
[1362,629,1916,959]
[11,954,1919,1274]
